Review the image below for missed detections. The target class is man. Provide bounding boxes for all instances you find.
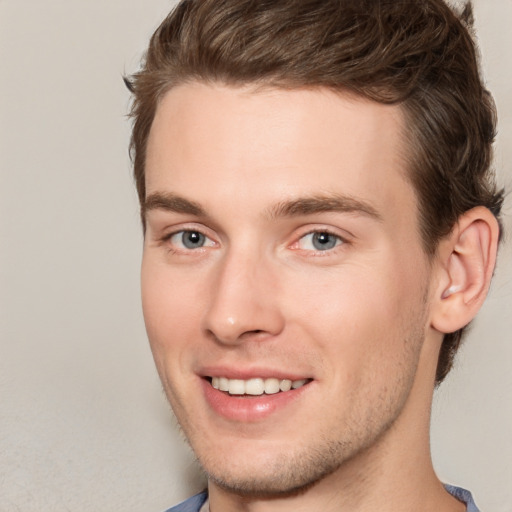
[125,0,504,510]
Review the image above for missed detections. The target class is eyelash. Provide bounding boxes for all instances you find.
[159,227,349,255]
[160,228,216,253]
[291,229,347,255]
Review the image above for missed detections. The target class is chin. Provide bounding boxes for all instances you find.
[205,463,327,498]
[196,439,356,498]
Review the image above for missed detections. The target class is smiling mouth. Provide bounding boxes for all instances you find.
[207,377,312,396]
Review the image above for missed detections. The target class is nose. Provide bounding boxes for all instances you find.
[202,250,285,345]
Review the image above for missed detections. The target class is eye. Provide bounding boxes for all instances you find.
[168,230,215,250]
[297,231,343,251]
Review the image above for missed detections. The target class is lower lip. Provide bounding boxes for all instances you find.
[201,378,310,422]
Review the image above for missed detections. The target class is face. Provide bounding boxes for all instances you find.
[142,83,435,496]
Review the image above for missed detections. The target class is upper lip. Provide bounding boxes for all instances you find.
[198,365,312,381]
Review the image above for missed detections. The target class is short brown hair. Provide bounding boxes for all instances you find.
[125,0,504,383]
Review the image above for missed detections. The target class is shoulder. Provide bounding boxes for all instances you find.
[164,487,480,512]
[445,485,481,512]
[162,491,208,512]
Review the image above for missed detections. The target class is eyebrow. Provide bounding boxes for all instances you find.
[266,194,382,221]
[142,191,382,222]
[143,192,206,218]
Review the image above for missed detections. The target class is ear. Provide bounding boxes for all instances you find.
[430,206,500,334]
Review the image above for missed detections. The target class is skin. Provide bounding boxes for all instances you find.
[141,83,469,512]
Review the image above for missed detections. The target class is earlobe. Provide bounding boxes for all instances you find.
[431,207,500,334]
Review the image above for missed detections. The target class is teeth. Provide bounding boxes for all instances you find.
[229,379,245,395]
[218,377,229,391]
[264,378,280,394]
[210,377,309,395]
[291,379,307,389]
[279,379,292,392]
[245,378,264,395]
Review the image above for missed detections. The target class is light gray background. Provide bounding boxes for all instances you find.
[1,1,510,511]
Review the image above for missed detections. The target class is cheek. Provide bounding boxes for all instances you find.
[141,258,203,360]
[283,262,400,331]
[282,258,424,368]
[141,260,208,412]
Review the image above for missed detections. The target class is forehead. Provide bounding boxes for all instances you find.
[145,82,417,227]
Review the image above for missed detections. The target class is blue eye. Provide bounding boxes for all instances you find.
[169,230,214,250]
[298,232,342,251]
